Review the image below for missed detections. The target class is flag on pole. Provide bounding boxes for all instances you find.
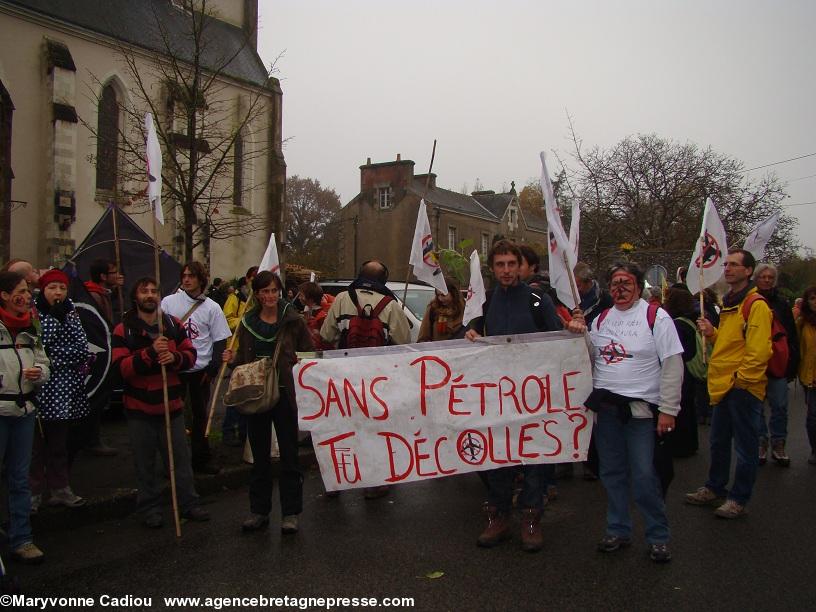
[569,199,581,260]
[540,152,579,309]
[145,113,163,225]
[259,233,280,274]
[686,198,728,295]
[463,250,486,326]
[409,199,448,294]
[310,271,316,282]
[743,211,779,262]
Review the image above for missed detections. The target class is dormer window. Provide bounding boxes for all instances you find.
[378,186,392,209]
[509,206,518,229]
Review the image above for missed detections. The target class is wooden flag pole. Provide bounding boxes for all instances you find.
[699,235,707,365]
[151,213,182,539]
[403,139,437,308]
[111,202,125,321]
[562,251,580,311]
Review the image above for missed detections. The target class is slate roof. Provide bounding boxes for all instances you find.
[408,180,497,221]
[4,0,271,88]
[472,191,513,219]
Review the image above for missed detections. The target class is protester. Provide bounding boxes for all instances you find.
[0,271,49,563]
[223,271,313,533]
[161,262,231,474]
[465,240,562,552]
[297,281,335,350]
[568,261,682,563]
[686,249,772,519]
[2,259,40,293]
[224,267,258,332]
[207,278,228,309]
[31,269,90,511]
[754,263,798,466]
[519,245,571,325]
[112,277,209,528]
[796,286,816,465]
[417,277,465,342]
[85,258,124,327]
[793,297,803,320]
[574,262,613,326]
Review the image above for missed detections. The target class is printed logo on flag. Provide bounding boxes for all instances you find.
[549,231,557,254]
[694,231,722,269]
[421,235,441,272]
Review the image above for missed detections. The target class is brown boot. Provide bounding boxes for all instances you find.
[520,508,543,552]
[476,505,510,547]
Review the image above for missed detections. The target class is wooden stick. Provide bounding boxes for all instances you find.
[403,139,437,308]
[111,202,125,321]
[699,237,707,365]
[151,213,181,539]
[562,250,580,310]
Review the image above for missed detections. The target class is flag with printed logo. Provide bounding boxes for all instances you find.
[743,212,779,262]
[687,198,728,295]
[540,152,579,308]
[409,199,448,294]
[259,233,280,274]
[145,113,163,225]
[463,250,486,326]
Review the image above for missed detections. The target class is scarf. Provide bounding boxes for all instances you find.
[0,305,32,336]
[722,282,754,309]
[432,301,463,335]
[348,275,397,300]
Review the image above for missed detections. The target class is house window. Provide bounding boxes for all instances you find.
[448,225,458,250]
[481,232,490,258]
[509,207,518,229]
[96,83,119,192]
[378,186,392,209]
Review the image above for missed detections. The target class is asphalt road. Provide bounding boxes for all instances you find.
[12,397,816,611]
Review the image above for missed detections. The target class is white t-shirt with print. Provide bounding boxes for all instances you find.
[590,299,683,407]
[161,291,231,372]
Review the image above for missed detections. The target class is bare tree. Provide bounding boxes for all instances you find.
[285,176,342,274]
[82,0,281,267]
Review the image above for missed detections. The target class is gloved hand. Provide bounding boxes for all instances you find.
[49,300,67,323]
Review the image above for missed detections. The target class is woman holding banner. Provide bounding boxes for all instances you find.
[223,271,313,534]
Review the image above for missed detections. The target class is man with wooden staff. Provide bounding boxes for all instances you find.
[161,261,231,475]
[112,277,210,528]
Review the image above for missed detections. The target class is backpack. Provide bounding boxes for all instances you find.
[741,293,789,378]
[676,317,710,381]
[339,288,394,349]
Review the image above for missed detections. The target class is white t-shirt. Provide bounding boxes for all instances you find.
[590,299,683,407]
[161,291,231,372]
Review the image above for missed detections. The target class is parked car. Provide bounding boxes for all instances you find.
[316,280,436,343]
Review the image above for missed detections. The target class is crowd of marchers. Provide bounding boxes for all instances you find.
[0,240,814,566]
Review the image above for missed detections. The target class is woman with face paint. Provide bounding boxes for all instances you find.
[567,262,685,563]
[0,270,50,564]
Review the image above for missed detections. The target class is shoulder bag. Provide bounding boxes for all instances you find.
[223,339,282,415]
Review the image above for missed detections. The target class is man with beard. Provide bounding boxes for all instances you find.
[111,277,209,528]
[161,262,231,474]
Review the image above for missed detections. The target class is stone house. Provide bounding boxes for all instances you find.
[336,156,549,280]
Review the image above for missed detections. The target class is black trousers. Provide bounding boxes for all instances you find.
[67,384,110,464]
[179,371,212,468]
[247,393,303,517]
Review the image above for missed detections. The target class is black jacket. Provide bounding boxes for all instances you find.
[761,289,800,379]
[468,282,562,336]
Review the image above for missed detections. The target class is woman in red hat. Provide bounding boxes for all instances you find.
[31,269,90,513]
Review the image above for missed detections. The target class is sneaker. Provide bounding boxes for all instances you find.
[47,487,86,508]
[281,515,299,534]
[181,507,211,522]
[31,494,41,515]
[12,542,44,565]
[241,514,270,532]
[715,499,747,519]
[758,438,768,465]
[143,514,163,529]
[685,486,723,506]
[771,440,790,467]
[597,534,632,553]
[649,543,672,563]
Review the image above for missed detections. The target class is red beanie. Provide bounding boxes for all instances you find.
[39,268,69,289]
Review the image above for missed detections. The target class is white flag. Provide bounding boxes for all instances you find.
[145,113,163,225]
[409,199,448,294]
[463,250,486,326]
[686,198,728,295]
[569,199,581,259]
[743,212,779,262]
[540,152,579,309]
[310,271,316,282]
[259,233,280,274]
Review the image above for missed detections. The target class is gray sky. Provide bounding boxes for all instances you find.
[258,0,816,252]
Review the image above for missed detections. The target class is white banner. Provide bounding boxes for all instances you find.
[296,333,593,490]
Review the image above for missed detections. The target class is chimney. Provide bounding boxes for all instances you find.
[366,157,371,165]
[243,0,259,50]
[396,153,401,161]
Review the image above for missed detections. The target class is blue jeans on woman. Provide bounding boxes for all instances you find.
[595,411,670,544]
[0,413,36,549]
[759,376,789,442]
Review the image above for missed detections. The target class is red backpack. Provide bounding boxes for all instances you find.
[741,293,789,378]
[339,289,394,349]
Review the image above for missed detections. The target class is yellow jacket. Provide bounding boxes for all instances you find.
[707,286,773,404]
[223,293,249,332]
[797,318,816,387]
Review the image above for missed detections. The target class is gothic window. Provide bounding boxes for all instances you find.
[233,131,244,208]
[96,83,119,192]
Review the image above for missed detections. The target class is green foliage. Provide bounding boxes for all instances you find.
[437,239,475,286]
[778,255,816,300]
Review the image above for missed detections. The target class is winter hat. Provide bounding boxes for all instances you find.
[39,268,69,289]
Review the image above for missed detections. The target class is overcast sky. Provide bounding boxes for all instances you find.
[257,0,816,252]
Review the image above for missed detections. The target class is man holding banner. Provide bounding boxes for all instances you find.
[466,240,562,552]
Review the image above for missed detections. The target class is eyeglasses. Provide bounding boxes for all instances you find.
[723,262,745,268]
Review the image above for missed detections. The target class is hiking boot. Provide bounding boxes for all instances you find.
[771,440,790,467]
[12,542,44,565]
[476,505,510,548]
[597,534,632,553]
[281,515,299,534]
[649,543,672,563]
[685,486,723,506]
[758,438,768,465]
[546,485,559,502]
[715,499,747,519]
[47,487,86,508]
[31,494,41,515]
[241,514,269,532]
[181,507,211,522]
[519,509,543,552]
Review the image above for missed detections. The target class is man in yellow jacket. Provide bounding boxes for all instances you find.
[685,248,772,519]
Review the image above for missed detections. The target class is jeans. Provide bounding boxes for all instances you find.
[127,412,200,517]
[0,413,36,549]
[179,371,212,468]
[760,377,789,442]
[595,411,669,544]
[247,393,303,517]
[805,386,816,452]
[706,387,762,506]
[486,464,551,513]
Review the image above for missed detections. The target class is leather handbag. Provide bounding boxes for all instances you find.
[223,340,282,415]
